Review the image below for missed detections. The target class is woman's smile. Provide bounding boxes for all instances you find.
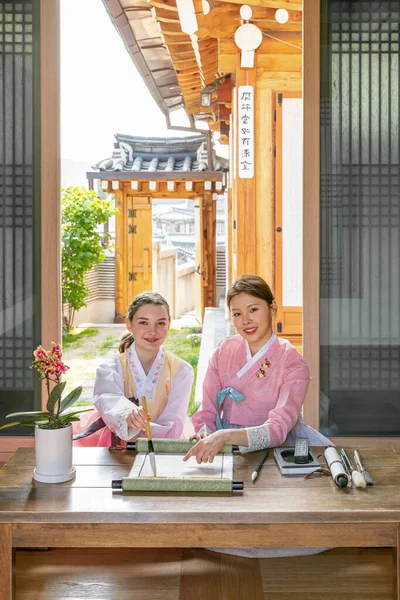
[243,326,257,334]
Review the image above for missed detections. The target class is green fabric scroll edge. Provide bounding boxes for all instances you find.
[134,438,233,454]
[121,476,232,492]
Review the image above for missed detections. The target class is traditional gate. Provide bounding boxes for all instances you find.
[87,135,227,322]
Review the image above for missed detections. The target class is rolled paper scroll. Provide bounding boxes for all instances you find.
[324,446,348,488]
[128,438,234,454]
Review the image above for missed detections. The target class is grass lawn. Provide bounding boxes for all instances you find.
[163,328,201,416]
[63,327,201,416]
[63,328,100,350]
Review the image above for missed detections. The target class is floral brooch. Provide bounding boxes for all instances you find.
[256,358,270,378]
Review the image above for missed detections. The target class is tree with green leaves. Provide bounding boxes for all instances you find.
[62,186,116,332]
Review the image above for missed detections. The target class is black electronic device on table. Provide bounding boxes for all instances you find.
[273,438,320,476]
[294,437,310,464]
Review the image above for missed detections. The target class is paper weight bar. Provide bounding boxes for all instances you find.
[126,438,234,454]
[112,477,243,492]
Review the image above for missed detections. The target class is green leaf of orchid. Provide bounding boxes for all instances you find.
[46,381,67,412]
[59,416,82,424]
[59,407,93,418]
[0,419,48,430]
[59,386,83,412]
[5,411,50,420]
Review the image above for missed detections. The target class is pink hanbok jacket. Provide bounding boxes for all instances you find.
[192,334,317,448]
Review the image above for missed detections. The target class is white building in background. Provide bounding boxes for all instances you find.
[152,198,226,264]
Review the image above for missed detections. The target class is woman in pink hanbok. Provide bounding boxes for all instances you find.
[73,292,193,447]
[185,275,332,558]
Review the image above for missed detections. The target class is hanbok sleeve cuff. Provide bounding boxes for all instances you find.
[115,404,140,441]
[243,424,271,453]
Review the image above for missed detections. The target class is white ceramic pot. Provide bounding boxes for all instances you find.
[33,424,76,483]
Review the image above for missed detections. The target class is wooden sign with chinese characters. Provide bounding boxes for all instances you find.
[238,85,254,178]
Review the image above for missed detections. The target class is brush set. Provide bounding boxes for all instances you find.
[324,447,374,489]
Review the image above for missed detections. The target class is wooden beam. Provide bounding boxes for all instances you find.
[220,33,302,63]
[152,9,180,23]
[220,37,302,73]
[257,54,302,71]
[147,0,178,12]
[121,180,225,199]
[197,7,301,39]
[256,70,302,83]
[158,21,185,34]
[215,0,302,10]
[86,171,224,181]
[257,80,302,92]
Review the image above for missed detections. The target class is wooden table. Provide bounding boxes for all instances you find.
[1,446,400,599]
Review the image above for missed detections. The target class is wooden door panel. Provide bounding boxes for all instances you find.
[194,197,205,322]
[275,91,303,337]
[127,197,152,300]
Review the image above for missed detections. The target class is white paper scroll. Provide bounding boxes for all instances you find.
[324,446,348,487]
[238,85,254,179]
[129,453,233,480]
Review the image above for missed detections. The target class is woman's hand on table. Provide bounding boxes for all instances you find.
[183,430,229,464]
[126,406,151,432]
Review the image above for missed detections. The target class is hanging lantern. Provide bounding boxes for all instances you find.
[200,85,213,108]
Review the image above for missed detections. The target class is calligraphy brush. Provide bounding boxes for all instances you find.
[340,449,366,488]
[251,449,269,483]
[354,449,374,486]
[338,451,352,488]
[141,395,157,477]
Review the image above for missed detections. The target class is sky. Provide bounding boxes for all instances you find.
[60,0,194,164]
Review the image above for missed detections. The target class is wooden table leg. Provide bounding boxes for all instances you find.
[0,524,13,600]
[393,523,400,600]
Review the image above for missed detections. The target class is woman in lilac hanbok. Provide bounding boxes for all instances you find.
[73,292,194,447]
[185,275,332,558]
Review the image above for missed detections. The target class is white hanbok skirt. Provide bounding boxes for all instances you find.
[209,417,333,558]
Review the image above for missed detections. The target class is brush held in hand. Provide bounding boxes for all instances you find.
[141,395,157,477]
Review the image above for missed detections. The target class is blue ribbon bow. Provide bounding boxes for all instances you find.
[215,387,245,430]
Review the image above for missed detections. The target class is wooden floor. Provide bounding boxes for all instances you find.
[15,547,394,599]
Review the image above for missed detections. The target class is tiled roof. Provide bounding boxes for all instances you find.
[92,134,228,173]
[154,212,194,223]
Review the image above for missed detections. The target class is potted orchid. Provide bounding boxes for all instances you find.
[0,342,92,483]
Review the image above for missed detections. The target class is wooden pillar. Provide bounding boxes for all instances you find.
[302,0,320,430]
[227,188,233,289]
[203,190,216,307]
[114,188,126,322]
[255,86,274,286]
[229,93,237,283]
[195,195,205,322]
[41,0,61,352]
[235,53,257,276]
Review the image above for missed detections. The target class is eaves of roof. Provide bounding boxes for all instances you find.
[102,0,182,115]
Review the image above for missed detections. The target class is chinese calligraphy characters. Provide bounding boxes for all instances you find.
[238,86,254,178]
